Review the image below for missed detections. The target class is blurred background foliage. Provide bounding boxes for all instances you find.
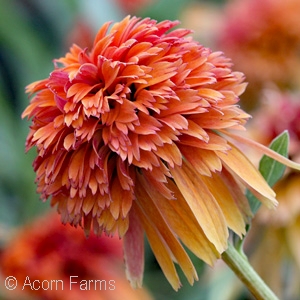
[0,0,299,299]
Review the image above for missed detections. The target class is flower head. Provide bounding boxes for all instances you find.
[22,16,293,289]
[114,0,153,14]
[218,0,300,90]
[244,88,300,298]
[248,89,300,161]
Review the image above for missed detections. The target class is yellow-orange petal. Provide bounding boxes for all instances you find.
[133,202,181,291]
[135,178,198,285]
[220,168,253,222]
[170,160,228,253]
[216,142,278,208]
[201,172,246,237]
[221,130,300,171]
[137,172,220,265]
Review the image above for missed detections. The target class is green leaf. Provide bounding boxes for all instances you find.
[247,130,289,215]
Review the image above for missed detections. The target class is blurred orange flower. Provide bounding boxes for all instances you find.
[246,170,300,299]
[114,0,153,14]
[244,89,300,298]
[65,19,95,50]
[22,16,298,289]
[218,0,300,95]
[248,89,300,161]
[0,213,153,300]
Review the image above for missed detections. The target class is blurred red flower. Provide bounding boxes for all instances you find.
[0,213,153,300]
[218,0,300,90]
[114,0,153,14]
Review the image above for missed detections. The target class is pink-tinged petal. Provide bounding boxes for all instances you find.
[216,142,278,208]
[123,207,145,288]
[221,130,300,171]
[170,161,228,253]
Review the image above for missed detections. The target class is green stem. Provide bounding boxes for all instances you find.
[222,242,279,300]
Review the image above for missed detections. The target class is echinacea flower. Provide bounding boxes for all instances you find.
[243,89,300,298]
[218,0,300,91]
[248,89,300,161]
[0,213,153,300]
[22,16,300,290]
[114,0,153,14]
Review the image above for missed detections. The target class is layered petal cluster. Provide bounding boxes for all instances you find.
[23,16,282,289]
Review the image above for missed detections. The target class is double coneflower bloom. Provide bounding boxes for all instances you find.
[22,16,300,290]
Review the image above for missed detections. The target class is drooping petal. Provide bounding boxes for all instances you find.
[135,176,198,285]
[137,172,220,265]
[170,160,228,253]
[221,130,300,171]
[216,142,278,208]
[201,172,246,236]
[132,202,181,291]
[123,207,145,288]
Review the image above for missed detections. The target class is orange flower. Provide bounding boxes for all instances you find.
[22,16,300,289]
[218,0,300,90]
[0,213,153,300]
[243,89,300,298]
[114,0,153,13]
[248,89,300,161]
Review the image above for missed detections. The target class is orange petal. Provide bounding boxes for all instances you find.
[170,161,228,253]
[180,145,222,176]
[109,177,123,220]
[135,177,198,285]
[137,173,220,265]
[220,168,253,221]
[201,172,246,237]
[221,130,300,171]
[216,142,278,208]
[82,192,96,215]
[133,202,181,291]
[154,142,182,168]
